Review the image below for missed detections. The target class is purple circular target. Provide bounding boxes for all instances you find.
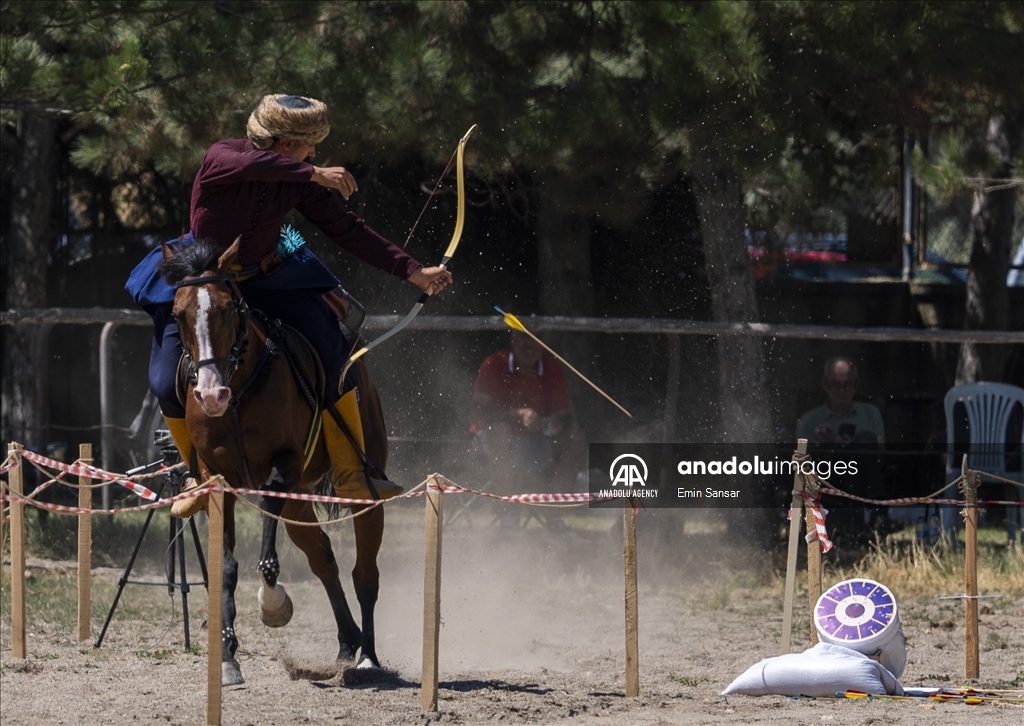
[814,578,896,642]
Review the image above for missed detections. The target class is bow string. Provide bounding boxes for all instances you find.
[342,124,477,379]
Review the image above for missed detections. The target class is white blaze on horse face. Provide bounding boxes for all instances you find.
[193,287,230,415]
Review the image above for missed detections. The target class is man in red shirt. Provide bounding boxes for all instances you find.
[127,94,451,514]
[470,331,581,496]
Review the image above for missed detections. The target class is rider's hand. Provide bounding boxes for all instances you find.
[408,266,453,296]
[311,166,358,200]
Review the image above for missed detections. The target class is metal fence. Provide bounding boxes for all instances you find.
[4,307,1021,475]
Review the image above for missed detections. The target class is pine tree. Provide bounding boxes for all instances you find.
[768,0,1024,384]
[0,0,333,444]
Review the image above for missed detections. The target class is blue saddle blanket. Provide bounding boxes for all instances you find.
[126,234,341,308]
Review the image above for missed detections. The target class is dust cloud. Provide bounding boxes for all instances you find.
[231,333,780,680]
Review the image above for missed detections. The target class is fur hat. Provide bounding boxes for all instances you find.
[246,94,330,149]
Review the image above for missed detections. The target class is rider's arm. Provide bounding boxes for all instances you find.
[295,185,422,279]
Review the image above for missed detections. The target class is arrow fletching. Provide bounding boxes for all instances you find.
[495,306,527,332]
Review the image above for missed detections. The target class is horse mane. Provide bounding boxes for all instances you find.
[158,239,223,285]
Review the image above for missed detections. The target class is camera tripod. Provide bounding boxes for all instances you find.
[95,432,210,650]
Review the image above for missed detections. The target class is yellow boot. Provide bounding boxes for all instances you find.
[322,389,403,500]
[163,416,208,518]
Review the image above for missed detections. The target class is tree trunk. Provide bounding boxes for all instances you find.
[691,127,772,443]
[2,109,56,447]
[535,176,599,427]
[955,109,1022,385]
[536,180,595,318]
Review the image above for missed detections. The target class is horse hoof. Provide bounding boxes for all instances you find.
[258,584,293,628]
[342,658,397,687]
[356,655,380,670]
[222,661,244,686]
[337,644,358,662]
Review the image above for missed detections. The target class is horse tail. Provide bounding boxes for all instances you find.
[313,474,343,521]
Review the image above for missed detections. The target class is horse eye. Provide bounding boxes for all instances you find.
[171,310,190,330]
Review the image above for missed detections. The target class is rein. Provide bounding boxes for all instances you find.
[175,272,268,490]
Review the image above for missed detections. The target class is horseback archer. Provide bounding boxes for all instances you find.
[126,93,452,516]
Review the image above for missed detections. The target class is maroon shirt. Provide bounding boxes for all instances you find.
[471,350,571,435]
[189,139,420,278]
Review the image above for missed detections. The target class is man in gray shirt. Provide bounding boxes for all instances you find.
[797,357,884,446]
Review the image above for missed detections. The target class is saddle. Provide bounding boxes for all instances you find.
[177,319,327,470]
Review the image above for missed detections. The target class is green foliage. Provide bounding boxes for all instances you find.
[0,35,57,103]
[2,1,328,183]
[913,137,972,204]
[772,1,1024,208]
[2,0,1021,237]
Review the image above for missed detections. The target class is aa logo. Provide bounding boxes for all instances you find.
[609,454,648,487]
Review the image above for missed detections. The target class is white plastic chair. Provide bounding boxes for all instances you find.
[942,382,1024,543]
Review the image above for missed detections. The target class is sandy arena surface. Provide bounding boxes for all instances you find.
[2,501,1022,725]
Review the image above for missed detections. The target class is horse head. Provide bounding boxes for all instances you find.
[160,237,247,418]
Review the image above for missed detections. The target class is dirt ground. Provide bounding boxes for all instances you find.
[2,501,1022,725]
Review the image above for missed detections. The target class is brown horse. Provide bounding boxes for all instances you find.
[160,238,388,686]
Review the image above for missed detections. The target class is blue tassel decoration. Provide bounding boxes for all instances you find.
[277,224,306,258]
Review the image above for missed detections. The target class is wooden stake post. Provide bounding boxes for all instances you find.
[964,470,979,679]
[422,475,444,711]
[207,480,225,726]
[1,448,6,564]
[78,443,93,643]
[9,443,27,658]
[804,491,822,646]
[623,504,639,697]
[781,439,807,654]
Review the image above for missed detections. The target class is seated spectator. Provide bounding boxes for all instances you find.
[796,355,887,541]
[470,330,584,493]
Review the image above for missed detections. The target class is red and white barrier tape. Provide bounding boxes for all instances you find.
[16,449,159,500]
[0,484,220,517]
[788,490,833,553]
[424,478,598,504]
[222,479,598,506]
[221,486,393,507]
[784,480,1024,555]
[804,497,833,553]
[1,472,607,519]
[4,447,181,482]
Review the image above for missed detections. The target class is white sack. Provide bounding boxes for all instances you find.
[720,642,904,697]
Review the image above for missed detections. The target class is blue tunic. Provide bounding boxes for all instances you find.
[125,233,341,310]
[126,233,351,417]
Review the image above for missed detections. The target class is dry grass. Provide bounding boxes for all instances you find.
[826,532,1024,600]
[656,525,1024,617]
[3,514,1021,641]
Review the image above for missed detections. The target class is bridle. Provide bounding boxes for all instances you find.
[174,273,251,388]
[174,270,270,490]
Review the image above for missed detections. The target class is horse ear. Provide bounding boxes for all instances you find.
[161,243,174,262]
[217,237,242,272]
